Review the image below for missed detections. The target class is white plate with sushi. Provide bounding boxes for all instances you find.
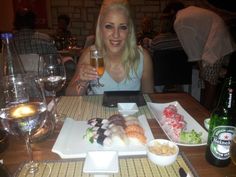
[147,102,208,146]
[52,115,154,159]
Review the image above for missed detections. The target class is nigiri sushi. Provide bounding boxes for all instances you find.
[125,116,137,121]
[108,114,124,122]
[125,124,144,134]
[109,120,126,129]
[111,132,128,146]
[109,125,125,134]
[126,131,147,145]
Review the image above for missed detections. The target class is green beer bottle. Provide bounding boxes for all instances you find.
[205,77,236,167]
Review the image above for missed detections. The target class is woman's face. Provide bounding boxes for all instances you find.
[101,8,129,55]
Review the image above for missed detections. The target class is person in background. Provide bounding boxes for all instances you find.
[66,0,154,95]
[12,9,58,97]
[225,18,236,81]
[136,16,156,49]
[13,9,57,55]
[56,14,71,39]
[13,9,75,96]
[168,1,235,110]
[148,6,185,93]
[149,10,183,57]
[54,14,72,50]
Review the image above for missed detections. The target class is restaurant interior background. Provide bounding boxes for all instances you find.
[1,0,236,47]
[0,0,235,101]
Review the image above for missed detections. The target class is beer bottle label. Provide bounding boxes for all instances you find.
[210,126,235,160]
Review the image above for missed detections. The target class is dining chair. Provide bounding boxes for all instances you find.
[19,53,40,73]
[152,49,193,93]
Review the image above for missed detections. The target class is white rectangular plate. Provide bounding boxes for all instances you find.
[52,115,154,159]
[147,102,208,146]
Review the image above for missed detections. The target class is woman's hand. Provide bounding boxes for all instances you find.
[65,47,99,96]
[77,63,98,82]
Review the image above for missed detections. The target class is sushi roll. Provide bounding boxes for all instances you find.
[95,134,112,146]
[88,118,109,127]
[92,127,111,136]
[163,105,177,118]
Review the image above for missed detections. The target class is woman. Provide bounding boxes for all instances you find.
[66,0,154,95]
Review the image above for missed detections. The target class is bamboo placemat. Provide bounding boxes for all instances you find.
[56,94,152,121]
[15,153,198,177]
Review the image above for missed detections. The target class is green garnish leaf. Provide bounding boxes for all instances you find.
[180,129,202,144]
[89,137,94,143]
[84,128,94,143]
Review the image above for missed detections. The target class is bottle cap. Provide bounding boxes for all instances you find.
[1,33,13,40]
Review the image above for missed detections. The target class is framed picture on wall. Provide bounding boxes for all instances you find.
[12,0,51,29]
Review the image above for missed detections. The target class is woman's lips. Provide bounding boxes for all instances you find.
[110,40,121,46]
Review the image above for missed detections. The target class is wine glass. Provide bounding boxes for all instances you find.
[90,47,105,87]
[230,128,236,165]
[38,53,66,122]
[0,74,51,176]
[31,71,55,143]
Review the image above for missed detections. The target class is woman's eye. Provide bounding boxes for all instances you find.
[120,25,128,30]
[105,24,113,29]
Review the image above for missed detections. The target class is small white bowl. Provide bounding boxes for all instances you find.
[118,103,139,116]
[204,118,210,130]
[147,139,179,166]
[83,151,119,174]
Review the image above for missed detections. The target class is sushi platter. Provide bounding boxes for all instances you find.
[52,115,154,159]
[147,101,208,146]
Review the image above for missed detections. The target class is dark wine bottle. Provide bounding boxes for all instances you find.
[205,77,236,167]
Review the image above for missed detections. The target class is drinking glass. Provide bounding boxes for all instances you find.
[38,53,66,122]
[230,128,236,165]
[90,48,105,87]
[0,74,51,176]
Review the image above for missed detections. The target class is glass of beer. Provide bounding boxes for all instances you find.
[230,128,236,165]
[90,47,104,87]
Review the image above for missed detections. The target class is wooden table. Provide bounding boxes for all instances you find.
[0,93,235,177]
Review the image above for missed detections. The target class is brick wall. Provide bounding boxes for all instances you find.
[50,0,235,46]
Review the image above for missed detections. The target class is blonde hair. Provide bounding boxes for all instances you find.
[95,0,140,78]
